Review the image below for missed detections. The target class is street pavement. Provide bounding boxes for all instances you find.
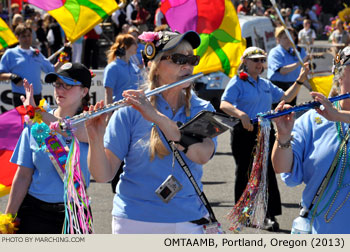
[0,85,312,234]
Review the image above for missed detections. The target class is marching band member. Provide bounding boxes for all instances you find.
[272,46,350,233]
[86,30,218,234]
[220,46,308,231]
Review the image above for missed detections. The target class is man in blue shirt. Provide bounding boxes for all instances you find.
[0,24,61,107]
[267,26,308,106]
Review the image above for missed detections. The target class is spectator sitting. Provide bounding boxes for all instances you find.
[329,19,350,55]
[250,0,265,16]
[0,2,9,23]
[291,7,304,32]
[10,3,20,18]
[154,2,167,27]
[237,0,250,15]
[307,6,321,34]
[12,13,23,31]
[298,19,316,45]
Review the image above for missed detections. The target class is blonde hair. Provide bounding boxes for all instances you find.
[12,13,23,28]
[148,40,193,160]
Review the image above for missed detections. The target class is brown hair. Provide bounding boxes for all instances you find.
[107,34,136,63]
[148,40,193,160]
[14,24,31,36]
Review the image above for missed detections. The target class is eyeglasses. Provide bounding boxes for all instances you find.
[52,82,79,90]
[249,58,266,63]
[161,53,200,66]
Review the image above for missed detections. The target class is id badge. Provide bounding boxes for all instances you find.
[202,222,225,234]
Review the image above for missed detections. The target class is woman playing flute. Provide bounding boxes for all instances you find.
[272,46,350,234]
[85,30,217,234]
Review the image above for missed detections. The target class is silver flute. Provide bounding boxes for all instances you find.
[59,72,204,131]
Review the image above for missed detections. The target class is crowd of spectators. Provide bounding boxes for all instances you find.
[1,0,350,68]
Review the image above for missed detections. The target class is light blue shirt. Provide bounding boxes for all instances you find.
[0,46,54,95]
[103,58,142,102]
[267,45,306,83]
[281,109,350,234]
[291,13,303,27]
[105,92,217,223]
[221,75,284,119]
[10,124,90,203]
[137,43,145,64]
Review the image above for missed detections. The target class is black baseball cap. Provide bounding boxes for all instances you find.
[158,30,201,53]
[45,63,92,89]
[139,30,201,63]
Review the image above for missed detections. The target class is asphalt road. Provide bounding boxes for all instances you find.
[0,85,312,234]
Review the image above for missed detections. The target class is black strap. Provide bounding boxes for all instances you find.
[161,131,218,223]
[307,128,350,216]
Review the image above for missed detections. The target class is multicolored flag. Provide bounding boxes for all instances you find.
[0,18,18,50]
[161,0,245,77]
[0,106,26,197]
[26,0,121,42]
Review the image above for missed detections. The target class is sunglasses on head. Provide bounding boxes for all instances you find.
[249,58,266,63]
[161,53,200,66]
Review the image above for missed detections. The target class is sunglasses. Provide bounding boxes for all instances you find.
[161,53,200,66]
[249,58,266,63]
[52,82,79,90]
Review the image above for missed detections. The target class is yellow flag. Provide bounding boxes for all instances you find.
[309,75,334,97]
[27,0,124,42]
[0,18,18,50]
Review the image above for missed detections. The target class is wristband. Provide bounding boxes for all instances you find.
[10,74,23,84]
[296,80,304,85]
[24,99,49,124]
[275,134,294,149]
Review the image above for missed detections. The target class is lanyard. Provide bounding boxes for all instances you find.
[308,128,350,218]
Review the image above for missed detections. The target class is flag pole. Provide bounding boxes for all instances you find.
[47,41,71,62]
[269,0,305,68]
[8,0,12,30]
[47,0,126,62]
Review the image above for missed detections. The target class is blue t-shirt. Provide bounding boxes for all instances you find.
[221,75,284,119]
[267,44,306,83]
[281,109,350,234]
[103,58,142,102]
[137,43,145,63]
[10,124,90,203]
[104,92,217,223]
[0,46,54,95]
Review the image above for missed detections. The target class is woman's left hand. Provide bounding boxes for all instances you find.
[311,92,340,121]
[123,89,159,122]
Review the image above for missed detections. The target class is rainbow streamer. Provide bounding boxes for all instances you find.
[227,118,270,233]
[63,132,93,234]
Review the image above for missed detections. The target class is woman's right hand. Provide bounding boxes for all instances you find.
[240,113,254,131]
[272,100,295,137]
[85,100,108,142]
[20,79,36,107]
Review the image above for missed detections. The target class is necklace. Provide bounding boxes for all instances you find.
[321,101,350,223]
